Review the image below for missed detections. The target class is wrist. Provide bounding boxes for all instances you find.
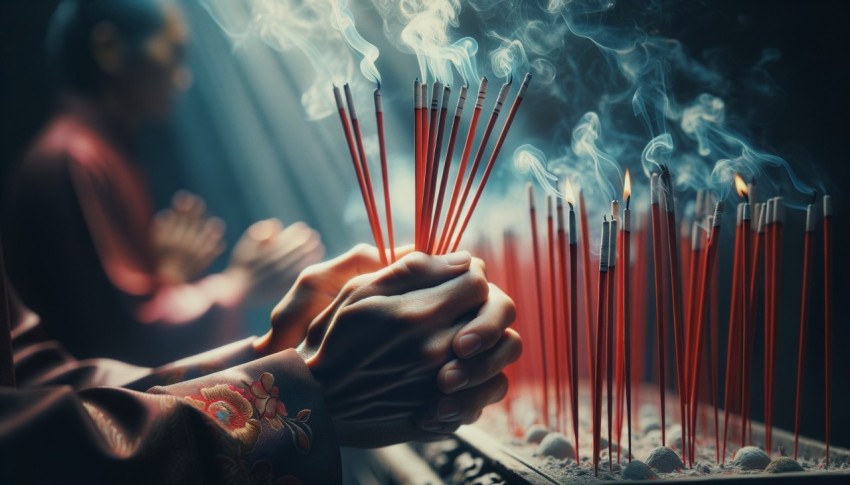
[252,330,273,358]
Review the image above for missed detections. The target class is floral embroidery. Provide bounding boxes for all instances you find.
[186,384,261,451]
[242,372,313,454]
[216,438,304,485]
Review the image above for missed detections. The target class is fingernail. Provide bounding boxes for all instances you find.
[422,420,443,431]
[437,399,461,420]
[443,251,471,267]
[457,333,482,357]
[443,369,469,393]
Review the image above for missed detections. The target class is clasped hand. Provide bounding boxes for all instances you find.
[255,245,521,447]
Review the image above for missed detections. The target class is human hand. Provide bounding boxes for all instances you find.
[253,244,413,356]
[293,251,517,447]
[152,191,225,284]
[419,283,521,433]
[226,219,324,304]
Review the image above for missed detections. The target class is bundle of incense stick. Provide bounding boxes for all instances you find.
[494,165,834,477]
[332,74,531,262]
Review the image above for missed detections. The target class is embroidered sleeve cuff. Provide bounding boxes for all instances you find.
[149,348,341,484]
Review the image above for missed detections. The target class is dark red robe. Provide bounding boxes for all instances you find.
[4,98,242,366]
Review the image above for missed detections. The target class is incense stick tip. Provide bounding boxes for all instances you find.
[823,194,832,216]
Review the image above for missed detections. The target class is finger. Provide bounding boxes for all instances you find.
[421,372,508,425]
[375,258,489,331]
[349,250,473,300]
[452,283,516,358]
[248,218,283,242]
[437,328,522,393]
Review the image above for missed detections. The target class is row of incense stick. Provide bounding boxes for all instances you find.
[494,169,833,475]
[332,74,532,264]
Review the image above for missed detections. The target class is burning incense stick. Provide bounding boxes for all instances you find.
[428,85,468,253]
[736,177,752,450]
[344,84,387,265]
[649,174,668,447]
[374,86,395,262]
[414,80,423,245]
[593,217,611,476]
[622,172,633,463]
[567,189,580,458]
[607,208,619,470]
[439,79,487,254]
[580,189,596,412]
[823,195,833,467]
[660,168,688,464]
[721,203,743,462]
[420,83,442,248]
[529,185,551,427]
[440,78,510,252]
[334,86,387,264]
[557,197,572,435]
[451,73,533,252]
[688,202,724,466]
[794,202,816,459]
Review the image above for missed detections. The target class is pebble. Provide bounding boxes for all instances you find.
[645,446,684,473]
[537,433,575,460]
[621,460,659,480]
[765,457,804,473]
[524,425,549,445]
[640,419,661,435]
[733,446,771,471]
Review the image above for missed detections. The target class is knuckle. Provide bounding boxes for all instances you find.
[467,272,490,302]
[504,329,523,363]
[396,251,430,277]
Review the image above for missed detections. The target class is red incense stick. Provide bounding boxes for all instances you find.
[593,218,611,476]
[721,204,743,461]
[529,185,551,427]
[414,80,423,246]
[428,85,468,253]
[607,210,619,470]
[420,83,442,247]
[374,87,395,262]
[567,196,580,458]
[438,79,487,254]
[334,86,386,263]
[767,197,785,452]
[649,174,668,447]
[660,169,688,464]
[823,195,833,467]
[688,202,725,466]
[579,190,596,410]
[451,74,532,252]
[557,198,572,435]
[344,84,387,264]
[623,173,633,463]
[443,77,515,252]
[794,203,816,459]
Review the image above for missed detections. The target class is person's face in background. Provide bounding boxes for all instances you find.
[98,3,191,122]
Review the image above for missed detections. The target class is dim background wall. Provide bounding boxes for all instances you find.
[1,0,849,448]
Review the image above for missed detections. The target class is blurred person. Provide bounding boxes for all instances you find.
[2,0,324,366]
[1,243,522,484]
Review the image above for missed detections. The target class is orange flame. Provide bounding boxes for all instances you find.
[624,169,632,200]
[564,179,576,205]
[734,174,748,198]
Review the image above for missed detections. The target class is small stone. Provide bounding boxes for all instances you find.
[537,433,575,460]
[621,460,659,480]
[766,457,804,473]
[640,419,661,435]
[666,424,683,450]
[733,446,771,471]
[524,425,549,444]
[645,446,684,473]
